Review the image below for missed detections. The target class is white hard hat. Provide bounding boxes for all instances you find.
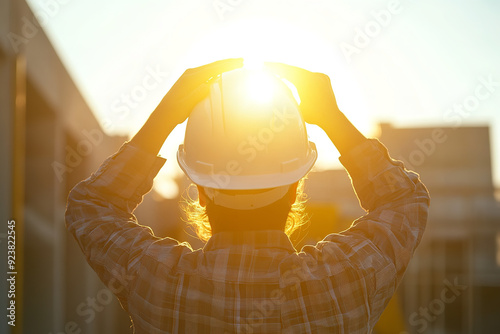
[177,68,317,208]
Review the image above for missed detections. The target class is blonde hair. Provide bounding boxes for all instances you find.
[180,179,309,243]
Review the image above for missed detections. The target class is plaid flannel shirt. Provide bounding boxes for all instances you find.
[65,138,430,333]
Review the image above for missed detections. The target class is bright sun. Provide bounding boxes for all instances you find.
[154,18,376,199]
[243,68,276,104]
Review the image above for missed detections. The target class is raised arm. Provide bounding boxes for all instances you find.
[130,58,244,155]
[267,63,430,328]
[265,62,366,154]
[65,59,243,307]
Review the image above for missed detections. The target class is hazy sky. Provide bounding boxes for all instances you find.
[27,0,500,198]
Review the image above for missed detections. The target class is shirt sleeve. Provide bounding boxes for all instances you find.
[301,138,430,328]
[65,142,192,310]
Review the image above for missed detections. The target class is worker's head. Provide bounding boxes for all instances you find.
[177,68,317,240]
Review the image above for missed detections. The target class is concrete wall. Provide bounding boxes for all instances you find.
[1,1,137,333]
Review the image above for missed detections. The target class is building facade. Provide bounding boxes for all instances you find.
[0,1,180,333]
[304,124,500,333]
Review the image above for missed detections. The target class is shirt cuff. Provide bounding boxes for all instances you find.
[86,142,166,203]
[339,138,416,211]
[339,139,392,175]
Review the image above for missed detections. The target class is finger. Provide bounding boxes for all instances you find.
[264,62,311,87]
[183,82,211,112]
[190,82,211,101]
[188,58,244,83]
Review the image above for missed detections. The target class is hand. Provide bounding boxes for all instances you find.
[265,62,340,129]
[130,58,243,155]
[265,62,366,154]
[157,58,244,126]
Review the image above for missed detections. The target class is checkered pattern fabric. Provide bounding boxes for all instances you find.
[66,139,430,333]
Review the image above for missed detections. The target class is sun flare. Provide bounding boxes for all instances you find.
[244,70,276,104]
[155,18,376,199]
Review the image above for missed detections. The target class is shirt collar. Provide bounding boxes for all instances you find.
[203,230,297,253]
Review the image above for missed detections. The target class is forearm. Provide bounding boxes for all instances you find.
[65,144,166,300]
[129,109,177,156]
[321,110,367,155]
[307,139,429,324]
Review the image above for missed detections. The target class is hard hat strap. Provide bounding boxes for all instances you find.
[203,186,290,211]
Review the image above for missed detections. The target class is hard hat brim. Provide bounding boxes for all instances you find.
[177,141,317,190]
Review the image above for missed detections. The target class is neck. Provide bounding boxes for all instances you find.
[206,197,291,234]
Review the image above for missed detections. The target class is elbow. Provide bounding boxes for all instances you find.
[65,180,91,229]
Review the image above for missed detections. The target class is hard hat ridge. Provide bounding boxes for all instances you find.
[177,68,317,203]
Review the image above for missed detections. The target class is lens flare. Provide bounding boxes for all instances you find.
[243,57,265,70]
[244,71,276,104]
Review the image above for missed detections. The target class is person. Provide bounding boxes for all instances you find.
[65,58,430,333]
